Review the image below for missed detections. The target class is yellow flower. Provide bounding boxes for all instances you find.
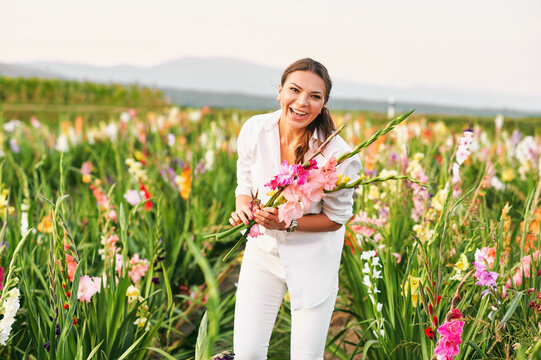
[0,188,15,220]
[431,188,448,212]
[403,275,421,306]
[414,153,424,162]
[126,285,140,303]
[455,253,469,272]
[335,174,351,186]
[413,222,434,243]
[133,317,150,330]
[501,168,515,182]
[82,174,91,183]
[133,150,146,163]
[367,185,380,201]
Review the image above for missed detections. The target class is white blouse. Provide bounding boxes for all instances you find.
[235,110,362,310]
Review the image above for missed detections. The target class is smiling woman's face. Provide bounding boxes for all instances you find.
[278,70,326,132]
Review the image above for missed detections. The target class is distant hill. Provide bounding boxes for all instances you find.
[162,88,538,118]
[1,57,540,117]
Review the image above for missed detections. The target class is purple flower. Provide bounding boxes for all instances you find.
[473,261,499,287]
[9,139,20,153]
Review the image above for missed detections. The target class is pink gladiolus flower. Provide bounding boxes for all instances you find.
[321,157,339,191]
[81,162,94,175]
[350,212,384,239]
[506,252,539,289]
[77,275,100,303]
[474,247,496,269]
[455,129,474,165]
[278,201,304,227]
[434,320,465,359]
[266,161,297,190]
[129,254,149,284]
[299,169,326,208]
[62,254,78,282]
[124,190,143,206]
[248,223,263,238]
[115,253,123,274]
[108,209,117,222]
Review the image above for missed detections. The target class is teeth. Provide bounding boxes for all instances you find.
[291,108,307,116]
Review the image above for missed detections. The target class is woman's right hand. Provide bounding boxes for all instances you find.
[229,194,255,227]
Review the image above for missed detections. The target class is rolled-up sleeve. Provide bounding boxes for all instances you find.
[235,120,254,197]
[321,154,362,224]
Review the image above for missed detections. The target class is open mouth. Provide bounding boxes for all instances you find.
[290,107,308,119]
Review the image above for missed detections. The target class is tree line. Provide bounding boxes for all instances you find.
[0,77,167,106]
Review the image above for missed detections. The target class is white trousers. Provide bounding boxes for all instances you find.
[233,242,337,360]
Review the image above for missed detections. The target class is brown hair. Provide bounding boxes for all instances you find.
[280,58,335,164]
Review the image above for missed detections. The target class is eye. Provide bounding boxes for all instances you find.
[311,94,322,100]
[289,87,299,93]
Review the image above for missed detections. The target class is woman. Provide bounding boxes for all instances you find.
[230,58,362,359]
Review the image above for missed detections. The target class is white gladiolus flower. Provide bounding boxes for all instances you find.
[2,120,21,133]
[0,288,21,345]
[361,250,376,260]
[167,133,175,147]
[189,110,202,122]
[20,211,28,237]
[377,303,383,312]
[363,275,372,288]
[494,114,504,131]
[362,263,371,274]
[120,112,130,123]
[55,134,69,152]
[105,123,118,142]
[205,150,215,171]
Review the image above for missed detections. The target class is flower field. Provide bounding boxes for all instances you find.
[0,107,540,359]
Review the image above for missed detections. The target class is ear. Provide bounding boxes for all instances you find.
[277,85,282,101]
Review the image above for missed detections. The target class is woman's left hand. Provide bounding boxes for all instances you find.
[253,207,288,231]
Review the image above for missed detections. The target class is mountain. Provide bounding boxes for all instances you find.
[1,57,540,116]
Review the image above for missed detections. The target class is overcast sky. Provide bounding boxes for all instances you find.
[1,0,540,98]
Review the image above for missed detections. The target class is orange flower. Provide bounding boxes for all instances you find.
[517,207,541,251]
[37,213,54,233]
[175,167,192,200]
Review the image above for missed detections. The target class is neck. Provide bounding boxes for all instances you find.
[278,117,307,147]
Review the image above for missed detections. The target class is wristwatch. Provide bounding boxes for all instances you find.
[286,218,298,233]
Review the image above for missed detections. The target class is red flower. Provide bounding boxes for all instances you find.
[432,316,438,326]
[66,292,71,298]
[436,295,441,306]
[424,327,434,339]
[73,318,77,325]
[449,308,463,320]
[139,183,153,211]
[428,304,433,315]
[63,303,69,310]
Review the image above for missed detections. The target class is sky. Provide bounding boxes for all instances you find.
[1,0,540,99]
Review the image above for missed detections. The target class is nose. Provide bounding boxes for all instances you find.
[296,93,308,106]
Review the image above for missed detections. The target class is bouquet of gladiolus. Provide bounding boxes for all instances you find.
[205,110,427,262]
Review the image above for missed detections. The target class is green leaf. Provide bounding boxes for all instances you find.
[116,335,145,360]
[497,291,522,330]
[467,340,487,357]
[86,340,104,360]
[195,311,208,360]
[146,347,177,360]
